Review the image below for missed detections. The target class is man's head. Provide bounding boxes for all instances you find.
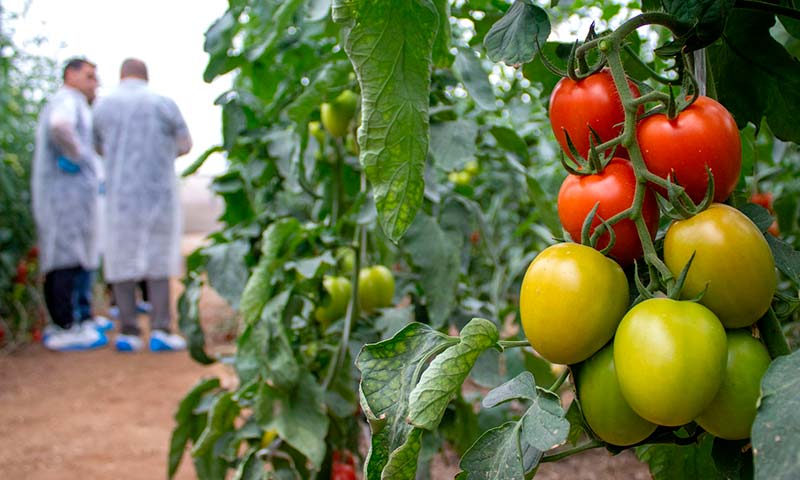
[63,57,98,103]
[120,58,148,81]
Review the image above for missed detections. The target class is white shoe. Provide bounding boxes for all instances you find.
[85,315,113,332]
[115,334,144,352]
[149,330,186,352]
[43,325,108,352]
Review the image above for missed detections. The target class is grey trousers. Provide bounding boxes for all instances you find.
[112,278,171,336]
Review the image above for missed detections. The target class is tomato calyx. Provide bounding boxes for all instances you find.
[652,164,715,221]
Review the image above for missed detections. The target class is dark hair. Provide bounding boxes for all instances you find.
[63,57,95,80]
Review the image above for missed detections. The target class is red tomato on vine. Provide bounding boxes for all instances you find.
[557,158,659,265]
[637,96,742,203]
[331,451,357,480]
[549,69,640,162]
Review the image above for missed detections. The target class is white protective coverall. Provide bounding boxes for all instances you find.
[31,87,102,275]
[92,78,190,283]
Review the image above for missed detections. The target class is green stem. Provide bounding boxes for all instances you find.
[499,340,530,349]
[758,307,792,359]
[539,440,604,463]
[604,34,675,288]
[576,12,691,60]
[735,0,800,20]
[548,368,570,392]
[622,44,675,85]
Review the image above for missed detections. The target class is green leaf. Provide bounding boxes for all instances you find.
[235,291,299,390]
[177,276,215,365]
[457,422,526,480]
[205,240,250,309]
[182,145,225,177]
[239,218,302,323]
[408,318,500,430]
[753,349,800,480]
[740,203,774,233]
[381,428,425,480]
[766,235,800,287]
[343,0,439,242]
[564,399,590,446]
[285,251,336,279]
[522,389,569,451]
[169,378,221,479]
[432,0,453,68]
[244,0,306,61]
[453,49,496,111]
[636,434,723,480]
[483,0,551,66]
[256,371,330,471]
[708,10,800,143]
[711,438,753,480]
[482,371,537,408]
[660,0,735,49]
[490,126,529,160]
[232,447,265,480]
[286,60,353,125]
[204,10,237,55]
[429,120,479,171]
[191,391,241,458]
[403,214,461,328]
[356,323,456,479]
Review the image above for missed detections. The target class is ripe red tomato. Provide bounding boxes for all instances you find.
[637,96,741,203]
[549,70,640,162]
[558,158,659,265]
[750,192,780,236]
[331,451,357,480]
[14,262,28,284]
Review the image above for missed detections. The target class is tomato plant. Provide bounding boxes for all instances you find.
[638,96,742,204]
[171,1,800,479]
[519,242,628,365]
[558,158,659,265]
[664,203,776,328]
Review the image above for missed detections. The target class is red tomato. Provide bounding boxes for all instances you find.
[14,262,28,284]
[750,192,779,236]
[331,451,357,480]
[637,96,741,203]
[549,70,640,162]
[557,158,659,265]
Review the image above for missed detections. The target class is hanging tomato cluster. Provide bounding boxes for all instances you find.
[520,66,778,446]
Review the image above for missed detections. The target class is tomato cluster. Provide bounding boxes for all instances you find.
[314,263,396,326]
[521,72,778,446]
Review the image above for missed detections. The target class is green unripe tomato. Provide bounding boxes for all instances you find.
[464,159,479,176]
[614,298,727,426]
[519,242,629,365]
[314,275,352,326]
[664,203,776,328]
[336,247,355,275]
[321,89,358,138]
[695,330,771,440]
[577,343,658,446]
[308,120,325,144]
[448,171,472,186]
[358,265,395,313]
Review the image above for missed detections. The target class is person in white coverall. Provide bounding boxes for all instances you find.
[32,57,110,352]
[93,58,192,352]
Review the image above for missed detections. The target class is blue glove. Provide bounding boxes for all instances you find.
[57,155,80,174]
